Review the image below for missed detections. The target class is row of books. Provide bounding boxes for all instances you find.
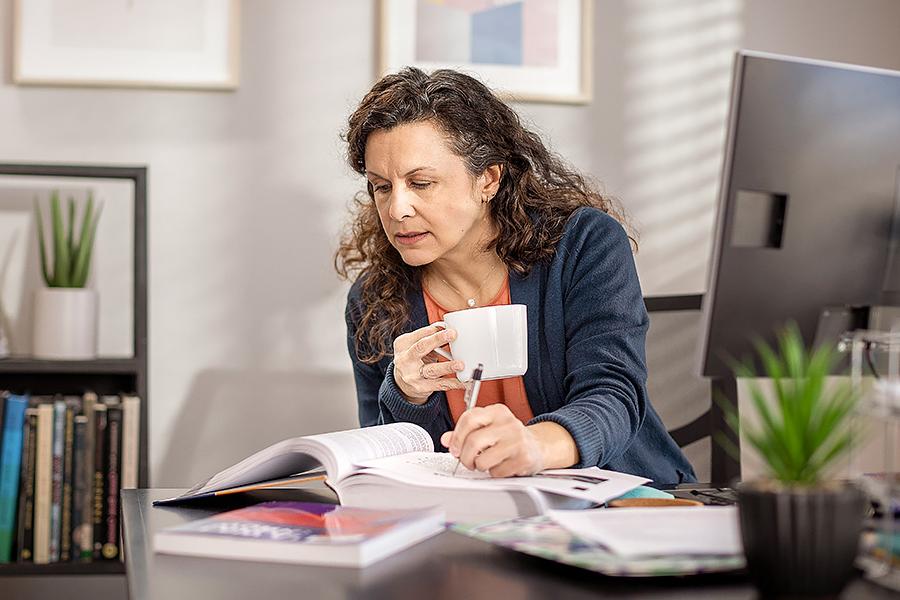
[0,391,141,564]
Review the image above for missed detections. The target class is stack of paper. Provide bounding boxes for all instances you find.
[548,506,743,557]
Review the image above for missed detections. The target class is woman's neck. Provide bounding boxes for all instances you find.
[424,252,507,310]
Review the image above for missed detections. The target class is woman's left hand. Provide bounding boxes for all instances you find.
[440,404,545,477]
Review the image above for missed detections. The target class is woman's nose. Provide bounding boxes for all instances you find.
[388,185,416,221]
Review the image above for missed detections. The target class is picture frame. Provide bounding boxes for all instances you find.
[378,0,593,104]
[13,0,240,90]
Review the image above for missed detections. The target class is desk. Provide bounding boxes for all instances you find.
[123,488,894,600]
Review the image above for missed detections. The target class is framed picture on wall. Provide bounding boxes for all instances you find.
[378,0,592,104]
[13,0,240,90]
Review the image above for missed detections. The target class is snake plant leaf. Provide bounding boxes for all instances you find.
[50,191,71,287]
[67,196,76,264]
[799,344,836,456]
[713,430,741,463]
[34,197,51,286]
[71,195,101,288]
[808,429,855,478]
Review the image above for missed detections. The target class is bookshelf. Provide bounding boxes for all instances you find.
[0,163,147,579]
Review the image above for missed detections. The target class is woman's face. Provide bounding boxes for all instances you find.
[364,120,499,268]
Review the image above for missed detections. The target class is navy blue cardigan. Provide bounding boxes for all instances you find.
[345,207,697,485]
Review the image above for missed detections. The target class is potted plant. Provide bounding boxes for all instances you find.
[32,190,102,360]
[723,323,867,597]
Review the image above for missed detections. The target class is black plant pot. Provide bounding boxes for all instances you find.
[737,481,866,598]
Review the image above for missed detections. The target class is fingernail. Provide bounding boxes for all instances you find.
[446,330,456,341]
[454,361,464,371]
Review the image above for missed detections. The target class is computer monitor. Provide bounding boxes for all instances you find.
[699,51,900,379]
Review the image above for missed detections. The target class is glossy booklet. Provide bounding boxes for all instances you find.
[154,423,648,522]
[453,516,745,577]
[154,501,444,567]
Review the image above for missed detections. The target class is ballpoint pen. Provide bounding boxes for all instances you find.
[452,363,484,476]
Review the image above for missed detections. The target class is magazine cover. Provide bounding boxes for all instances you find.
[165,501,436,545]
[155,501,445,567]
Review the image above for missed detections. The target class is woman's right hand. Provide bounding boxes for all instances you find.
[393,325,468,404]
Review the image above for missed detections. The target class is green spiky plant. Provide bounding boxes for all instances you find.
[34,190,102,288]
[719,323,860,486]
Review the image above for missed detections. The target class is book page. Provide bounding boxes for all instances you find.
[161,423,433,504]
[305,423,434,481]
[354,453,649,504]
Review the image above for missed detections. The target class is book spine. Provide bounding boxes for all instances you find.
[0,393,5,461]
[120,396,140,489]
[59,401,75,562]
[103,403,122,560]
[80,392,96,560]
[70,415,88,563]
[33,403,54,564]
[91,405,107,560]
[0,395,28,563]
[49,399,65,562]
[16,409,38,562]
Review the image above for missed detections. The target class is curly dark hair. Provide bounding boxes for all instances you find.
[336,67,633,364]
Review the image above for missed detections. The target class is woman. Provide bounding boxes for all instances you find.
[336,68,696,484]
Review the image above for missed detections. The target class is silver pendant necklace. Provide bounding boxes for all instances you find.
[431,260,500,308]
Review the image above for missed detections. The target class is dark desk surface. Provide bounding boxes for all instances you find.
[123,488,895,600]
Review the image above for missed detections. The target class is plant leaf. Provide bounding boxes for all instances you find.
[71,195,101,288]
[34,197,51,286]
[746,380,795,471]
[745,427,791,481]
[806,430,854,480]
[67,196,76,268]
[50,191,70,287]
[713,431,741,463]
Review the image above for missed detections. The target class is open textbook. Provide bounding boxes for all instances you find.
[155,423,648,522]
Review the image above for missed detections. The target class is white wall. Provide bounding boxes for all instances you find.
[0,0,899,486]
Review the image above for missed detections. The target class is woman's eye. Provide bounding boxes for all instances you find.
[410,181,431,189]
[373,184,390,194]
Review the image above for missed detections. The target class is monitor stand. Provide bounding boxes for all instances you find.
[710,377,741,484]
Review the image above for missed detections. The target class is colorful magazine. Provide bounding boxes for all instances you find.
[154,501,445,567]
[452,516,746,577]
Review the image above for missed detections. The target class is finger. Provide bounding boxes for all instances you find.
[394,355,461,400]
[449,407,495,456]
[409,328,456,360]
[405,371,467,399]
[440,431,452,448]
[473,439,514,473]
[459,425,500,469]
[396,324,447,350]
[429,377,468,393]
[419,360,464,380]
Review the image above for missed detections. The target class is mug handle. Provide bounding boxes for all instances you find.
[430,321,453,360]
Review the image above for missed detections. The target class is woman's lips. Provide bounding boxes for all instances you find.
[395,232,429,246]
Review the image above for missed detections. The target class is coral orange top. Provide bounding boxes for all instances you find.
[423,276,534,425]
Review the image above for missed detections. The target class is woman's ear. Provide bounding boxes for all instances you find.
[479,164,504,202]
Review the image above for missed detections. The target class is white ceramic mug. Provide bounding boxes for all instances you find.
[431,304,528,382]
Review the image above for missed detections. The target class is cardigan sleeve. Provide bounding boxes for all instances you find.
[344,286,448,434]
[528,210,649,469]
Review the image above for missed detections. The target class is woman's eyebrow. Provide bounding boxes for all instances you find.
[366,166,436,180]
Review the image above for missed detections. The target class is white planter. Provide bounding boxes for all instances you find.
[32,288,98,360]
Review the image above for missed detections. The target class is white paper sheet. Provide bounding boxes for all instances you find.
[548,506,743,557]
[355,452,648,504]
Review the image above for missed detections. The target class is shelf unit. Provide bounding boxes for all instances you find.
[0,163,147,578]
